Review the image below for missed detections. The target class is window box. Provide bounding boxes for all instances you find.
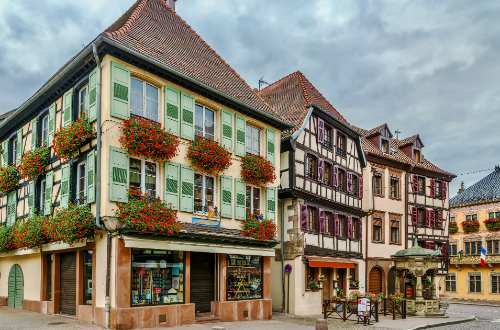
[45,204,96,245]
[53,117,94,161]
[0,166,19,194]
[188,136,231,176]
[448,222,458,234]
[462,220,480,234]
[484,218,500,232]
[241,213,276,241]
[241,154,275,186]
[18,147,50,180]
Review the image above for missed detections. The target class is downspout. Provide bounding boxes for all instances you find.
[92,43,111,330]
[279,200,286,313]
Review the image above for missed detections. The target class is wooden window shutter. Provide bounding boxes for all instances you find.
[266,187,276,221]
[359,176,364,198]
[86,151,96,204]
[411,207,417,225]
[165,87,180,136]
[220,175,233,218]
[28,181,35,216]
[266,128,275,165]
[300,204,308,231]
[109,147,129,203]
[15,129,23,165]
[429,179,435,198]
[60,164,71,209]
[164,162,180,210]
[332,166,338,187]
[431,210,436,228]
[318,159,324,182]
[7,191,17,226]
[221,110,233,151]
[44,171,53,216]
[317,118,324,143]
[180,93,195,141]
[441,182,447,200]
[179,166,194,212]
[234,179,246,220]
[62,88,73,127]
[319,209,325,233]
[48,103,56,146]
[88,68,98,122]
[411,174,418,192]
[31,118,38,150]
[425,209,431,228]
[347,172,353,193]
[235,115,246,156]
[110,62,130,120]
[347,216,353,239]
[334,213,340,237]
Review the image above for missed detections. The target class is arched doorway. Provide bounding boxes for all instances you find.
[8,264,23,309]
[369,266,383,294]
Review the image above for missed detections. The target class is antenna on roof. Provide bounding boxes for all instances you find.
[394,129,401,140]
[258,77,270,91]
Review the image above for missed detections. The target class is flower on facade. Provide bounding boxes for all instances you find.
[11,215,47,249]
[240,154,275,187]
[187,136,231,176]
[120,117,179,162]
[484,217,500,232]
[461,220,480,234]
[0,225,13,252]
[18,147,50,180]
[390,292,404,305]
[116,191,180,236]
[45,204,95,245]
[241,213,276,241]
[0,166,19,194]
[448,222,458,234]
[53,117,94,161]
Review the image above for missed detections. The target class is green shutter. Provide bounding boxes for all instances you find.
[15,129,22,165]
[266,128,276,165]
[180,166,194,212]
[86,151,95,204]
[62,88,73,127]
[110,62,130,120]
[6,191,17,226]
[234,179,246,220]
[88,68,98,122]
[8,265,23,309]
[31,118,38,150]
[221,110,233,151]
[1,140,8,167]
[28,181,35,216]
[165,162,180,210]
[60,164,70,209]
[44,171,53,216]
[165,87,180,135]
[180,93,194,140]
[109,147,129,203]
[220,175,233,218]
[235,115,246,156]
[266,187,276,221]
[48,103,56,146]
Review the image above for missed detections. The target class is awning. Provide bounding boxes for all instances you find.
[307,256,357,269]
[122,236,275,257]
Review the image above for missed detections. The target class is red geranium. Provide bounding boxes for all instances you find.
[462,220,480,234]
[18,147,50,180]
[241,213,276,241]
[187,136,231,176]
[120,117,179,162]
[241,154,276,186]
[44,204,95,245]
[0,166,19,194]
[484,217,500,232]
[53,117,94,161]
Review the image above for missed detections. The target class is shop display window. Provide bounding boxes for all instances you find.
[226,255,263,301]
[83,250,93,304]
[131,249,184,306]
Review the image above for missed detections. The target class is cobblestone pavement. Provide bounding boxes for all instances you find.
[433,303,500,329]
[0,307,100,330]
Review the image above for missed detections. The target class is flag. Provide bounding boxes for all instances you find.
[480,247,487,266]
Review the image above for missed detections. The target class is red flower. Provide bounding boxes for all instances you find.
[241,154,276,186]
[18,147,50,180]
[0,166,19,194]
[53,117,94,161]
[187,136,232,176]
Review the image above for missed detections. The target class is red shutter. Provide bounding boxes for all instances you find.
[411,207,417,225]
[319,209,325,233]
[429,179,435,198]
[317,118,324,144]
[318,159,324,182]
[425,209,431,228]
[300,204,308,231]
[333,166,338,187]
[328,213,335,235]
[359,176,363,198]
[430,209,436,228]
[347,216,353,239]
[347,173,353,193]
[411,175,418,192]
[334,213,340,237]
[441,182,447,200]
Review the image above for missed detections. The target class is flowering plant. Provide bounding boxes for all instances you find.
[241,213,276,241]
[53,117,93,161]
[0,225,13,252]
[120,117,179,162]
[18,147,50,180]
[462,220,480,233]
[45,204,95,245]
[448,222,458,234]
[484,217,500,232]
[187,136,231,176]
[390,292,404,305]
[116,191,180,236]
[11,215,47,249]
[241,154,275,186]
[0,166,19,194]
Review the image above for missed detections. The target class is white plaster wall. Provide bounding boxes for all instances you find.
[0,254,41,301]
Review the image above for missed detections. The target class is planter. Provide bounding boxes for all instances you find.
[187,136,231,176]
[448,222,458,234]
[54,117,94,161]
[18,147,50,180]
[0,225,13,252]
[45,204,95,245]
[462,220,480,233]
[0,166,19,194]
[120,117,179,162]
[241,154,275,186]
[241,213,276,241]
[11,215,47,249]
[484,218,500,232]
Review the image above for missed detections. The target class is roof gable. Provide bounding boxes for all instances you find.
[450,167,500,207]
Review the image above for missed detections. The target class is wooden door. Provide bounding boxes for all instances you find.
[59,253,77,315]
[8,264,23,309]
[190,253,215,314]
[369,267,383,294]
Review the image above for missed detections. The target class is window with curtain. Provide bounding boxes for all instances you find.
[372,218,383,243]
[130,77,159,122]
[245,124,260,155]
[75,160,86,204]
[78,84,89,118]
[246,186,260,217]
[129,158,157,197]
[194,174,215,214]
[306,154,318,180]
[307,206,318,232]
[390,219,400,244]
[194,104,215,140]
[372,173,383,196]
[390,176,400,199]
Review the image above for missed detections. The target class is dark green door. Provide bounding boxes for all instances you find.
[8,264,23,309]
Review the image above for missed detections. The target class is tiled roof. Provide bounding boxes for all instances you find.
[257,71,347,138]
[103,0,281,120]
[396,134,421,147]
[0,109,15,123]
[450,167,500,207]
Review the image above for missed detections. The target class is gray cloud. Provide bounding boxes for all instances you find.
[1,0,498,195]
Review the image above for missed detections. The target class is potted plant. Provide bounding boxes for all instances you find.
[241,154,275,186]
[390,292,404,305]
[241,213,276,241]
[45,204,95,245]
[187,136,231,176]
[53,117,94,161]
[462,220,480,233]
[308,280,321,292]
[120,117,179,162]
[448,222,458,234]
[11,215,47,249]
[484,217,500,232]
[17,146,50,180]
[0,166,19,194]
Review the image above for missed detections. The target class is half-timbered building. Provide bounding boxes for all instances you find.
[258,71,366,315]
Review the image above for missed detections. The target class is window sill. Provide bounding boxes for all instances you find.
[371,240,385,244]
[389,242,402,246]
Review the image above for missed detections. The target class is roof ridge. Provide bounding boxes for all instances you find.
[104,0,148,37]
[258,71,302,95]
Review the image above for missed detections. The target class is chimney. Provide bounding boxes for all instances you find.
[458,181,465,194]
[165,0,177,11]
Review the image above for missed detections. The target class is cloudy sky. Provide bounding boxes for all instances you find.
[1,0,499,195]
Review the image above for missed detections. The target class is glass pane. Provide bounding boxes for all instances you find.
[130,78,143,117]
[146,84,159,121]
[129,158,142,191]
[41,115,49,145]
[83,251,93,304]
[194,174,203,212]
[206,176,214,208]
[226,255,262,300]
[79,86,88,117]
[205,109,215,140]
[78,163,86,204]
[253,187,260,215]
[195,104,204,137]
[145,162,156,197]
[246,186,252,214]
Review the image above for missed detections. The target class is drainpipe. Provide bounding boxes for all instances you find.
[92,43,111,329]
[279,200,286,313]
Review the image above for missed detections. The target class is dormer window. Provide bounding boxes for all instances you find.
[381,138,389,153]
[414,149,421,162]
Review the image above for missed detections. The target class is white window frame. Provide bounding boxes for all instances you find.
[130,77,160,122]
[194,173,216,215]
[491,273,500,294]
[8,133,16,165]
[194,103,216,140]
[78,84,89,118]
[245,124,260,155]
[39,178,46,215]
[40,113,49,146]
[129,158,159,197]
[445,273,456,292]
[75,160,87,205]
[246,185,261,216]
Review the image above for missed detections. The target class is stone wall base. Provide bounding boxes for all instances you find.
[0,296,7,306]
